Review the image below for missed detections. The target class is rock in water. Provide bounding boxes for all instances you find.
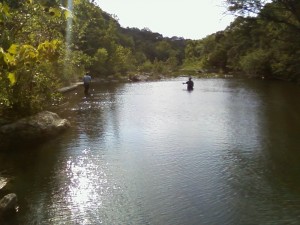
[0,111,71,149]
[0,178,8,190]
[0,193,18,217]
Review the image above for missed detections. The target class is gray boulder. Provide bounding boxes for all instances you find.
[0,193,17,218]
[0,179,8,191]
[0,111,71,149]
[130,74,150,82]
[0,178,9,195]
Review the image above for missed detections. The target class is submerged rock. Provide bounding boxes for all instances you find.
[0,178,9,194]
[129,74,150,82]
[0,111,71,149]
[0,193,18,218]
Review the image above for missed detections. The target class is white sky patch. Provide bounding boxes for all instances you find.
[96,0,235,39]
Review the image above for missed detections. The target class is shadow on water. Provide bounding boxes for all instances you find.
[260,81,300,191]
[218,79,300,224]
[0,82,124,224]
[0,137,64,224]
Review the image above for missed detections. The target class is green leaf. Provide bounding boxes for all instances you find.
[1,2,10,17]
[8,44,19,55]
[50,39,61,49]
[3,53,16,66]
[20,45,37,60]
[74,0,81,5]
[8,73,16,86]
[49,7,61,17]
[64,10,73,19]
[0,47,4,57]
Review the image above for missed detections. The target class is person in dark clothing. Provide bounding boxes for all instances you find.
[83,73,92,95]
[183,77,194,91]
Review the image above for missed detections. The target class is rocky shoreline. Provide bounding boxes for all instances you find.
[0,73,168,149]
[0,178,17,223]
[0,111,71,150]
[0,111,71,221]
[0,74,159,221]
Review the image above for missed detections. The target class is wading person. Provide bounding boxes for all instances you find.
[183,77,194,91]
[83,73,92,95]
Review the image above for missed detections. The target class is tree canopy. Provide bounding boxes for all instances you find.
[0,0,186,118]
[184,0,300,80]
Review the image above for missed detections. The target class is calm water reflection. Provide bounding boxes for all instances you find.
[1,78,300,225]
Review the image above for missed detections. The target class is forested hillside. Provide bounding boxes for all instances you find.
[1,0,299,118]
[184,0,300,82]
[0,0,186,117]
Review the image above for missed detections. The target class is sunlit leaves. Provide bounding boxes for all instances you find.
[0,2,10,22]
[49,7,61,17]
[0,47,5,62]
[7,44,19,55]
[58,5,74,19]
[94,48,108,64]
[1,40,62,70]
[7,73,16,86]
[0,41,63,115]
[0,0,187,116]
[3,53,16,66]
[4,44,37,66]
[64,9,73,19]
[226,0,269,15]
[73,0,82,5]
[0,0,74,116]
[110,45,134,74]
[21,45,38,60]
[37,39,62,59]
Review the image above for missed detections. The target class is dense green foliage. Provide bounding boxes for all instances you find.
[0,0,185,118]
[1,0,299,118]
[184,0,300,81]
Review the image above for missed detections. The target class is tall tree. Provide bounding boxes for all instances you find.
[226,0,300,30]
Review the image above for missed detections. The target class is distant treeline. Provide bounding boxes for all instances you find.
[0,0,299,117]
[185,0,300,82]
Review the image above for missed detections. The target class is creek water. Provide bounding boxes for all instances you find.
[1,77,300,225]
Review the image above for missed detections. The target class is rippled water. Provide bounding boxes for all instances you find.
[1,78,300,225]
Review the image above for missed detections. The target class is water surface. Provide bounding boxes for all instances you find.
[1,78,300,225]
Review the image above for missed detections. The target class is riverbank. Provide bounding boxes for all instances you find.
[0,111,71,150]
[57,73,165,93]
[58,82,82,93]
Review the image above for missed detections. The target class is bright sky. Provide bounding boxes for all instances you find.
[96,0,236,40]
